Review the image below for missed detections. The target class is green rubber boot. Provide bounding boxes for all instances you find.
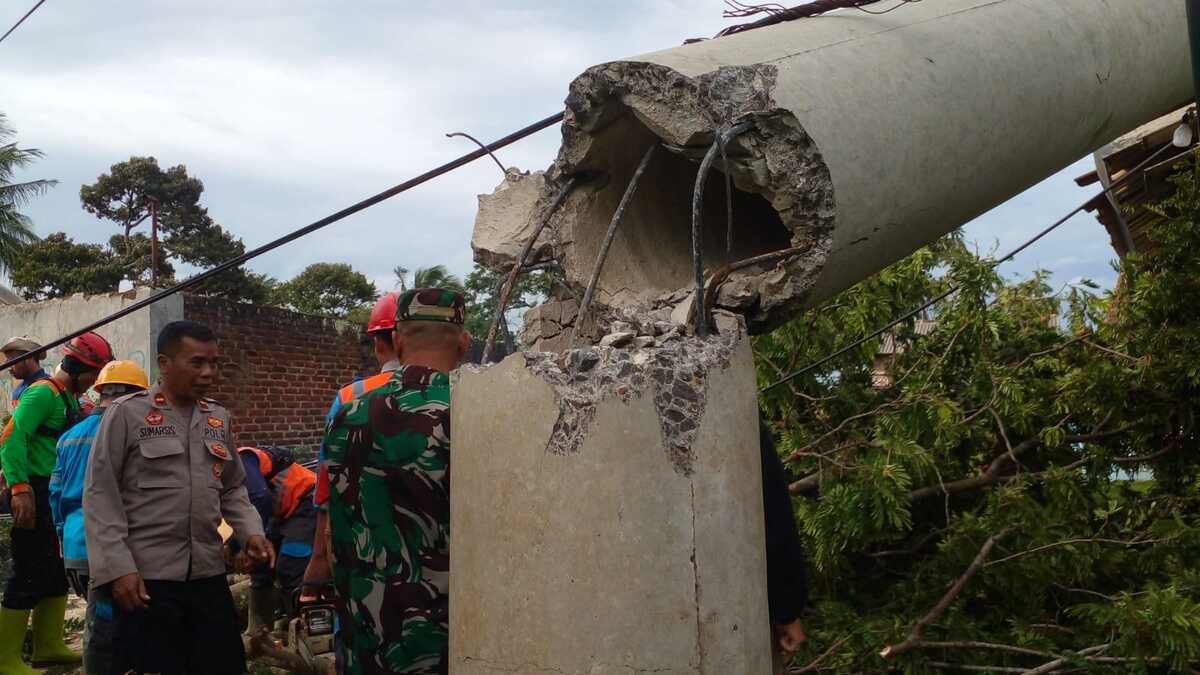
[0,607,36,675]
[29,595,81,665]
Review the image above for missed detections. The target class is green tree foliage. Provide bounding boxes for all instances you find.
[9,233,124,300]
[274,262,377,318]
[0,113,46,273]
[79,156,273,301]
[463,262,551,340]
[394,264,465,293]
[757,165,1200,673]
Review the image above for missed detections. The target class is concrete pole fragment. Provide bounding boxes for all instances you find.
[474,0,1191,335]
[450,333,769,674]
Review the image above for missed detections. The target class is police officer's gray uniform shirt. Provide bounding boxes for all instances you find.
[84,384,263,587]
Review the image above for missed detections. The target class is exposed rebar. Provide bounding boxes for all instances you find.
[482,175,580,363]
[578,143,658,323]
[691,121,753,337]
[446,131,507,176]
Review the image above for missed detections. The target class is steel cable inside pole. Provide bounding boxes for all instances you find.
[761,140,1179,393]
[0,112,564,373]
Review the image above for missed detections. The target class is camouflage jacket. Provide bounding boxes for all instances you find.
[322,365,451,675]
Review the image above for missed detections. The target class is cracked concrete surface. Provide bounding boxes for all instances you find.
[522,331,738,475]
[451,338,769,675]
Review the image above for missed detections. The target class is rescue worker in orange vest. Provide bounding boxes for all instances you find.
[303,291,400,592]
[236,446,318,632]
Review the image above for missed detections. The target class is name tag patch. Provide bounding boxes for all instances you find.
[138,425,178,439]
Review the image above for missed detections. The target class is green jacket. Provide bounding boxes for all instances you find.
[1,380,78,486]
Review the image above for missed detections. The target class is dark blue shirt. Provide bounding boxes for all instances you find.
[11,368,48,407]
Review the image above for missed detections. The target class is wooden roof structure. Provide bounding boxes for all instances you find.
[1076,105,1197,257]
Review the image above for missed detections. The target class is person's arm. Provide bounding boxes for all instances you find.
[312,392,340,510]
[760,421,809,651]
[238,451,273,530]
[303,399,342,593]
[49,440,66,536]
[84,402,137,588]
[218,424,266,547]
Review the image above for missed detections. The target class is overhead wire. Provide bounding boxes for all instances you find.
[0,112,565,373]
[0,0,46,45]
[760,139,1180,394]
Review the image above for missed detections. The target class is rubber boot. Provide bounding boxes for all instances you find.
[246,586,278,634]
[29,595,81,665]
[0,607,36,675]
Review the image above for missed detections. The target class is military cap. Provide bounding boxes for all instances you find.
[396,288,466,324]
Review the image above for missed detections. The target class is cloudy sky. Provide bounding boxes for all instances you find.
[3,0,1119,296]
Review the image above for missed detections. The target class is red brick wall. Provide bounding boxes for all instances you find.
[183,295,375,450]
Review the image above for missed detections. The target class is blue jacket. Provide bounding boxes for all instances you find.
[49,410,103,571]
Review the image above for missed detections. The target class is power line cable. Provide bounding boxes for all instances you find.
[0,112,564,373]
[0,0,46,46]
[761,140,1180,393]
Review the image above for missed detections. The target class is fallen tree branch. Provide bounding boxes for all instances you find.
[986,536,1165,568]
[928,662,1026,674]
[790,635,850,673]
[880,528,1012,659]
[1021,643,1111,675]
[912,640,1057,659]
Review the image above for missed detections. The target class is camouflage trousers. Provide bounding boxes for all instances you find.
[330,562,448,675]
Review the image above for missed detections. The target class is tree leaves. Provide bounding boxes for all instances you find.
[760,166,1200,671]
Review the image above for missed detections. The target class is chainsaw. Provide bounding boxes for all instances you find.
[289,583,338,670]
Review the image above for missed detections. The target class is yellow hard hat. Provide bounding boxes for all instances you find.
[94,360,149,391]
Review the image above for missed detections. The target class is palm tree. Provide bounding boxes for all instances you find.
[395,264,464,293]
[412,265,464,292]
[0,113,48,273]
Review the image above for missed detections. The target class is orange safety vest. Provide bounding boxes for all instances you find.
[241,446,317,520]
[337,371,393,406]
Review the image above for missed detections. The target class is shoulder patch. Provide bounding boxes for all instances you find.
[112,390,148,407]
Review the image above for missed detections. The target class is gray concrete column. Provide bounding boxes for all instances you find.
[450,331,769,674]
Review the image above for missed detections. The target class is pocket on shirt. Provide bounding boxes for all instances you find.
[136,439,185,489]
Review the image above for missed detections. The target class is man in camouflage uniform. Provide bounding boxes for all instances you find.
[321,288,469,675]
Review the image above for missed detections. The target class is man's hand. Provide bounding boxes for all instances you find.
[245,535,275,570]
[112,572,150,612]
[300,554,333,601]
[774,618,807,657]
[10,490,34,530]
[233,552,255,574]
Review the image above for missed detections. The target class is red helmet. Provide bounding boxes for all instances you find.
[367,292,400,334]
[63,332,114,370]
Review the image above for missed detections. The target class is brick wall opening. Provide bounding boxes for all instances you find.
[183,295,375,452]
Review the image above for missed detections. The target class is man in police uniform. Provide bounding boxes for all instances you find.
[84,320,274,675]
[319,288,469,675]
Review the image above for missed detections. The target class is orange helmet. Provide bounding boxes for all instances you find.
[367,292,400,334]
[63,332,114,370]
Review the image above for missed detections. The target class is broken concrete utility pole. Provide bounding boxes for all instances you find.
[453,2,1192,674]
